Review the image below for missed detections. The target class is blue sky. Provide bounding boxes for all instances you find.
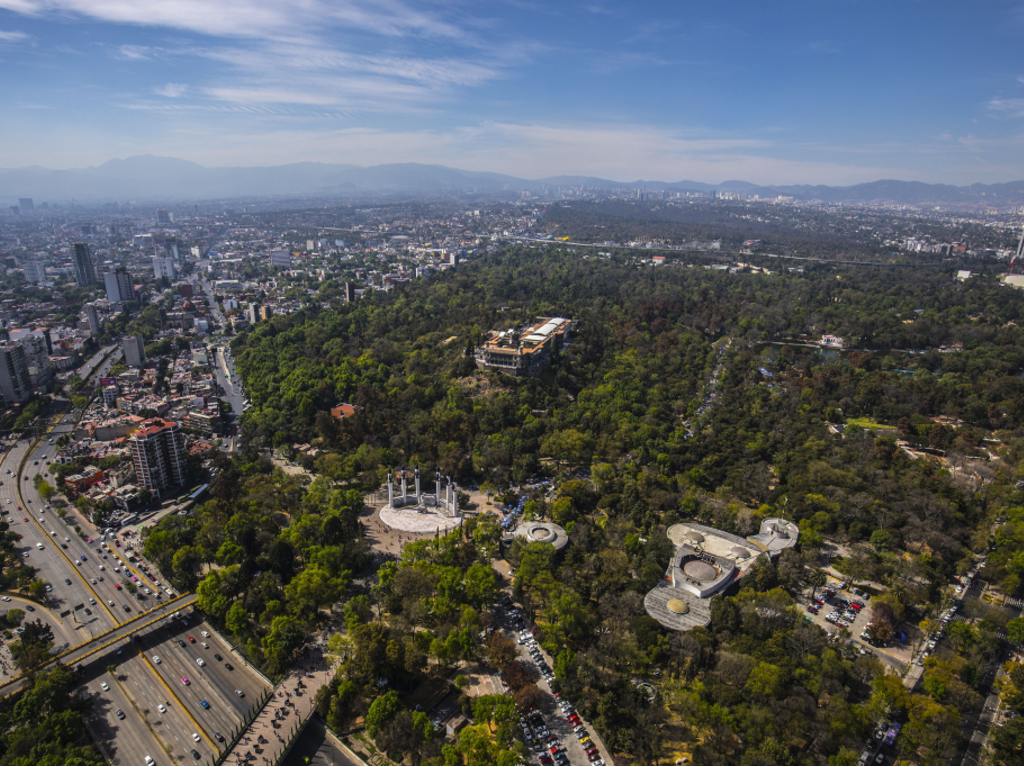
[0,0,1022,183]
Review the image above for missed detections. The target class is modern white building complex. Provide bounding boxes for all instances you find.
[644,518,799,631]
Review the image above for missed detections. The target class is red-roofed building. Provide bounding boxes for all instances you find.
[129,418,186,494]
[330,403,358,420]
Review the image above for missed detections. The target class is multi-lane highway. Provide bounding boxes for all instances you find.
[1,406,273,765]
[1,428,172,644]
[85,614,272,766]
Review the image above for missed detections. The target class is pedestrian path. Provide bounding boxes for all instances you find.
[222,646,338,766]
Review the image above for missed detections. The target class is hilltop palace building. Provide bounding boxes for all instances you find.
[475,316,573,376]
[378,468,463,534]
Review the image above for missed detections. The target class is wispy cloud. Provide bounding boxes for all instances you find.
[0,29,29,43]
[116,44,154,60]
[988,97,1024,117]
[154,82,187,98]
[0,1,469,42]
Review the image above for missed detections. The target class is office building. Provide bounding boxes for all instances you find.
[270,250,292,269]
[18,198,34,213]
[9,329,52,388]
[84,303,101,335]
[73,243,97,286]
[122,334,146,368]
[23,259,46,284]
[259,305,273,322]
[0,342,32,404]
[129,418,186,492]
[104,266,136,305]
[152,255,177,280]
[156,209,174,225]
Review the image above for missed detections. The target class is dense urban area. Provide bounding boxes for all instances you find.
[0,188,1023,767]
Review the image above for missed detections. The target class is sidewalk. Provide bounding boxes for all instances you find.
[223,645,339,766]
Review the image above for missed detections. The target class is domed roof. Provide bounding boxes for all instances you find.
[667,598,689,614]
[683,530,705,543]
[683,559,717,582]
[731,545,751,559]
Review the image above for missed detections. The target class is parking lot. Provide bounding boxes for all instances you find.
[501,599,612,767]
[803,578,912,671]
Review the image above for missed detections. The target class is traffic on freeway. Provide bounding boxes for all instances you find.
[0,430,175,650]
[85,612,271,766]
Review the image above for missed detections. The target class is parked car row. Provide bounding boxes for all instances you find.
[517,627,604,767]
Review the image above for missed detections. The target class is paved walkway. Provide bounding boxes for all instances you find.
[222,646,339,766]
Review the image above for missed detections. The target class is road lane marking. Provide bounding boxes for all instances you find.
[141,648,215,749]
[15,433,119,624]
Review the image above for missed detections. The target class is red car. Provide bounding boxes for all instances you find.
[115,583,122,590]
[187,635,196,644]
[180,676,190,686]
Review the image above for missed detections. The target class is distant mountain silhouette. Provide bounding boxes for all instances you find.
[2,155,1023,206]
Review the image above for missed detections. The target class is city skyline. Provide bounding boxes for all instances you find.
[1,0,1023,185]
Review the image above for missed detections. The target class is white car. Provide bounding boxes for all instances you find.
[196,658,205,667]
[35,542,43,550]
[192,733,201,743]
[145,756,155,766]
[157,704,167,714]
[152,655,161,665]
[99,681,110,692]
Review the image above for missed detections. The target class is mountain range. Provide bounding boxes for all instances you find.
[3,155,1024,207]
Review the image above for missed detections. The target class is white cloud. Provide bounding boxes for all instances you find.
[988,97,1024,117]
[154,82,187,97]
[0,29,29,42]
[116,44,153,60]
[0,0,467,41]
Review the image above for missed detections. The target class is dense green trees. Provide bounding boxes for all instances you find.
[143,457,369,674]
[234,248,1024,763]
[0,666,101,764]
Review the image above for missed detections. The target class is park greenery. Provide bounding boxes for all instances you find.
[177,247,1024,762]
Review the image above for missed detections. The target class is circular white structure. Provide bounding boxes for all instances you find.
[512,520,569,551]
[683,559,718,582]
[378,468,463,534]
[379,505,463,534]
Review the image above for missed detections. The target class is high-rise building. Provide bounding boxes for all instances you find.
[448,251,459,267]
[245,302,260,324]
[9,329,53,388]
[18,198,34,213]
[270,250,292,269]
[73,243,97,286]
[156,209,174,225]
[0,342,32,404]
[104,266,136,305]
[121,334,146,368]
[23,259,46,284]
[84,303,101,335]
[259,305,273,322]
[152,255,177,280]
[343,281,357,303]
[129,418,186,493]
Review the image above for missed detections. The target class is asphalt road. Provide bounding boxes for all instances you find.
[212,345,245,416]
[1,430,172,645]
